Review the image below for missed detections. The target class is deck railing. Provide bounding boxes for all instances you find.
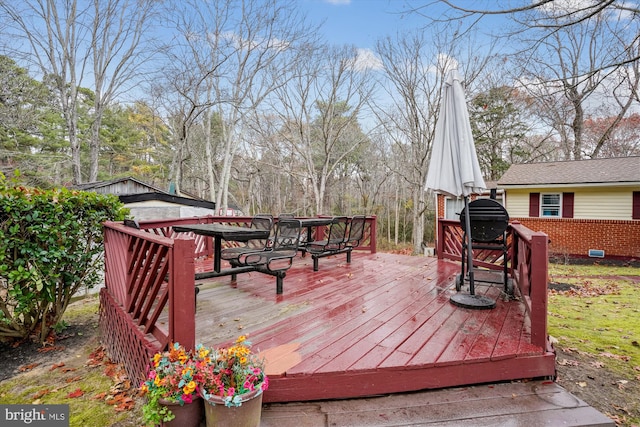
[436,218,549,348]
[102,215,547,383]
[132,215,377,257]
[100,222,196,381]
[100,215,376,381]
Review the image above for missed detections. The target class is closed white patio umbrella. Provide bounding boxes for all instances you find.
[425,69,494,309]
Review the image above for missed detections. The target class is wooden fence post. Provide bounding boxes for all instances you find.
[369,215,377,254]
[529,231,549,348]
[436,219,445,259]
[169,236,196,350]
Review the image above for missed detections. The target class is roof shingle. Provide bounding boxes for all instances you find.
[498,157,640,186]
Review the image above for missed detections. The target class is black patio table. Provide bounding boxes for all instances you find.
[172,223,270,276]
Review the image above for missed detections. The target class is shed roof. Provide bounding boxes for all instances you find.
[498,157,640,186]
[73,177,166,194]
[119,192,215,209]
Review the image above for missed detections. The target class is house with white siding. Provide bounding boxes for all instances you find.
[497,157,640,260]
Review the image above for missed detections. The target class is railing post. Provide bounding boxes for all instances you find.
[369,215,377,254]
[169,236,196,350]
[508,221,520,278]
[529,231,548,348]
[436,218,445,259]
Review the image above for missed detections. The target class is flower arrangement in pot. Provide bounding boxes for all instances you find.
[195,335,269,407]
[139,343,202,427]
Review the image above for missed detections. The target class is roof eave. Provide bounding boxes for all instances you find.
[498,181,640,189]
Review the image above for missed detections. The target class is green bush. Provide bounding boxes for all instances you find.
[0,173,127,343]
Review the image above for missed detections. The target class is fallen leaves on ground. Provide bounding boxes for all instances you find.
[600,352,631,362]
[67,388,84,398]
[37,345,65,353]
[18,363,40,372]
[558,358,580,366]
[86,346,137,413]
[548,280,620,297]
[106,393,135,412]
[65,375,82,383]
[23,345,137,416]
[86,346,106,367]
[31,389,51,400]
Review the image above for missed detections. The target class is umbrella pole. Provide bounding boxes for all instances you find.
[464,196,475,295]
[450,196,496,310]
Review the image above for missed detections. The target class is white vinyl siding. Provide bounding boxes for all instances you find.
[503,190,530,217]
[573,189,633,219]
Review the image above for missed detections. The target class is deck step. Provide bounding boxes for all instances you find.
[261,380,614,426]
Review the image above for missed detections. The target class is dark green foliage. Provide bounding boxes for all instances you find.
[0,172,127,343]
[470,86,529,181]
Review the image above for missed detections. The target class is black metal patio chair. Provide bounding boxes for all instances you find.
[221,214,273,266]
[305,216,350,271]
[243,219,302,294]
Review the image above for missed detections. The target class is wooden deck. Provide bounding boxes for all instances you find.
[192,251,556,404]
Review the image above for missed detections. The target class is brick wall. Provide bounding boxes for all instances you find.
[512,217,640,259]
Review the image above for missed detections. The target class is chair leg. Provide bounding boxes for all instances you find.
[276,272,285,294]
[313,256,319,272]
[346,250,352,263]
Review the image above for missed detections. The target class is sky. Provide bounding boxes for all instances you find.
[297,0,431,50]
[294,0,506,71]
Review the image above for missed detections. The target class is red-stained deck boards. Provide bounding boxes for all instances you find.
[193,252,555,403]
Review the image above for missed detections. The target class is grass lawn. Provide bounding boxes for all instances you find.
[548,262,640,426]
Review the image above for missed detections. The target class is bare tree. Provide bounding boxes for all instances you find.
[1,0,157,184]
[156,0,314,214]
[269,43,376,215]
[88,0,157,182]
[373,31,438,254]
[1,1,89,183]
[372,26,494,253]
[510,9,640,159]
[413,2,640,162]
[430,0,640,71]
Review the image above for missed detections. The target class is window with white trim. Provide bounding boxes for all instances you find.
[540,193,561,217]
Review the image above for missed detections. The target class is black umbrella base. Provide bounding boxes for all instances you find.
[450,293,496,310]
